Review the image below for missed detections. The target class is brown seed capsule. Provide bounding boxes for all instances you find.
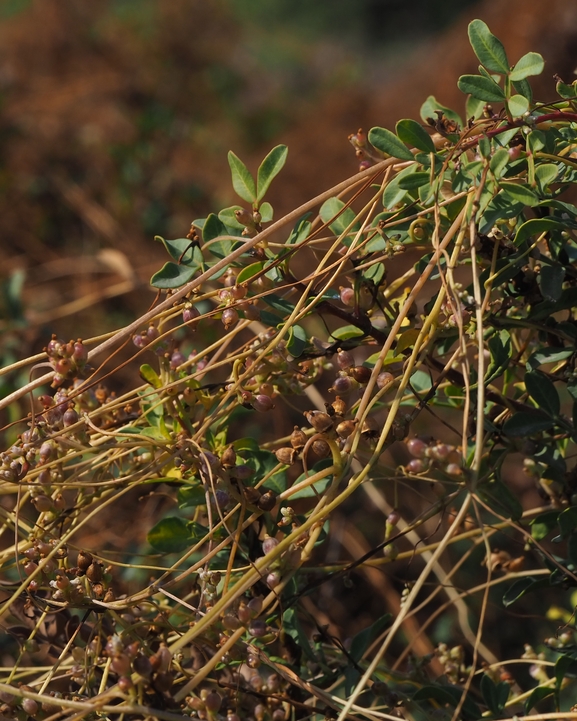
[351,365,372,384]
[304,411,333,433]
[86,562,102,584]
[290,426,307,450]
[258,490,277,511]
[331,396,347,415]
[275,447,297,465]
[221,446,236,468]
[336,420,356,439]
[243,487,262,505]
[312,439,330,458]
[77,551,93,571]
[336,349,354,370]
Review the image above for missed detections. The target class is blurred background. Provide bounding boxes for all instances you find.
[1,0,577,371]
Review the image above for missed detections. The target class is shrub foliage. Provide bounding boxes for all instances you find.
[2,19,577,720]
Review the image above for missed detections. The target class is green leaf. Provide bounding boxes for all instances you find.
[395,119,435,153]
[382,165,418,209]
[489,147,510,178]
[203,213,227,242]
[539,264,565,301]
[528,346,573,368]
[349,614,392,663]
[256,145,288,202]
[502,576,550,606]
[154,236,196,263]
[466,95,486,120]
[287,324,307,358]
[368,126,414,161]
[150,262,198,289]
[502,411,554,436]
[319,197,360,241]
[177,484,206,508]
[139,364,162,389]
[331,325,365,341]
[555,654,577,688]
[480,674,510,714]
[227,150,257,203]
[477,478,523,521]
[499,182,539,206]
[363,262,385,286]
[512,77,533,102]
[259,201,274,223]
[527,129,546,153]
[147,517,192,553]
[525,371,560,416]
[218,206,245,230]
[287,215,312,245]
[413,685,481,721]
[556,79,577,99]
[292,459,333,499]
[514,218,564,245]
[485,330,512,384]
[468,19,509,74]
[558,507,577,539]
[236,262,264,285]
[507,94,529,117]
[458,74,505,102]
[420,96,462,127]
[510,51,545,81]
[530,511,559,540]
[525,685,555,713]
[398,171,430,190]
[535,163,558,193]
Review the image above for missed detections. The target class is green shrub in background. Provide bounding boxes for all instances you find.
[2,19,577,719]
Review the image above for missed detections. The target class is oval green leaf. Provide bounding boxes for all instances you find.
[525,371,560,416]
[499,182,538,206]
[287,324,307,358]
[256,145,288,203]
[514,217,564,245]
[368,127,414,161]
[468,19,509,74]
[510,51,544,81]
[507,94,529,117]
[457,74,505,102]
[148,517,192,553]
[150,261,198,289]
[227,150,256,203]
[398,171,430,190]
[395,119,435,153]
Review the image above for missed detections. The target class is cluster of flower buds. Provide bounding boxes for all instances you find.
[44,336,88,387]
[331,349,395,396]
[437,643,467,685]
[132,324,161,351]
[104,634,174,695]
[405,437,463,477]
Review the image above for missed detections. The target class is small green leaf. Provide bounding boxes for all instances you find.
[236,262,264,285]
[331,325,365,341]
[535,163,558,192]
[555,654,577,688]
[259,201,274,223]
[148,517,192,553]
[292,459,333,499]
[177,485,206,508]
[468,19,509,73]
[502,411,554,436]
[530,511,559,540]
[510,51,544,81]
[503,576,549,606]
[514,218,564,245]
[256,145,288,202]
[420,96,462,127]
[154,236,196,262]
[499,182,539,206]
[539,264,565,301]
[319,197,360,241]
[480,674,510,714]
[287,215,312,245]
[485,329,512,383]
[466,95,486,120]
[227,150,257,203]
[489,147,510,177]
[395,119,435,153]
[349,614,392,663]
[218,206,245,230]
[458,74,505,102]
[513,78,533,102]
[203,213,228,242]
[525,685,555,714]
[150,262,198,289]
[556,79,577,99]
[139,364,162,389]
[507,94,529,117]
[525,371,560,416]
[382,165,418,209]
[398,171,430,190]
[368,126,414,161]
[287,325,307,358]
